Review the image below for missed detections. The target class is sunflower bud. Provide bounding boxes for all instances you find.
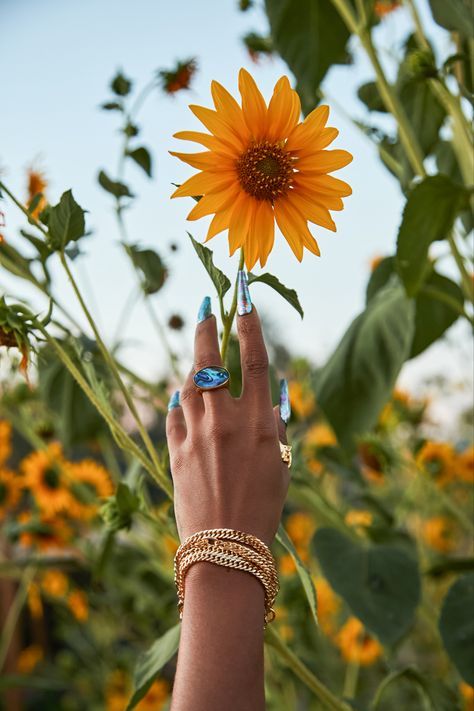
[405,49,438,80]
[100,483,140,532]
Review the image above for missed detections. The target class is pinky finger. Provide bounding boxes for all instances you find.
[166,390,186,449]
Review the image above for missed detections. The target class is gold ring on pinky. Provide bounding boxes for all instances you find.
[279,442,292,468]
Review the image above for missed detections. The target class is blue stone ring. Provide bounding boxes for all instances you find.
[193,365,231,391]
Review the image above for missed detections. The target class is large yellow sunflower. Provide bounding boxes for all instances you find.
[170,68,352,270]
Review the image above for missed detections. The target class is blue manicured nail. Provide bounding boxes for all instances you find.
[279,379,291,424]
[197,296,212,323]
[168,390,180,411]
[237,270,252,316]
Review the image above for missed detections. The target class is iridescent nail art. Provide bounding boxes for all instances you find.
[168,390,180,411]
[197,296,212,323]
[279,378,291,424]
[237,270,252,316]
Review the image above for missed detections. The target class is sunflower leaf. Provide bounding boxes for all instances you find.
[47,190,87,251]
[439,573,474,686]
[247,272,304,319]
[126,147,153,178]
[126,624,181,711]
[188,233,231,299]
[97,170,134,199]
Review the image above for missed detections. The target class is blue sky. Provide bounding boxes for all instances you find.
[1,0,471,419]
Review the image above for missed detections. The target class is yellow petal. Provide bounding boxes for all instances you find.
[206,208,233,241]
[173,130,236,156]
[169,151,229,171]
[287,191,336,231]
[189,105,246,151]
[187,186,239,220]
[267,76,301,141]
[297,149,353,175]
[238,68,268,139]
[171,170,236,198]
[286,105,330,152]
[295,127,339,155]
[255,200,275,267]
[294,173,352,197]
[296,186,344,211]
[228,193,254,255]
[274,200,304,261]
[211,80,249,141]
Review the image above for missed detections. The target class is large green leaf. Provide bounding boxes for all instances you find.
[248,272,304,318]
[265,0,351,110]
[47,190,86,250]
[124,244,167,295]
[439,573,474,686]
[126,623,181,711]
[396,175,469,296]
[427,0,472,38]
[371,668,461,711]
[313,528,421,645]
[316,283,415,450]
[276,523,318,626]
[188,233,231,300]
[412,272,464,357]
[357,81,387,113]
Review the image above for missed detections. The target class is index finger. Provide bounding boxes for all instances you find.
[236,271,272,410]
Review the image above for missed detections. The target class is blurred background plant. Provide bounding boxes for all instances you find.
[0,0,473,710]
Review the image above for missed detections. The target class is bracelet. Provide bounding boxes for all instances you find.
[174,528,280,627]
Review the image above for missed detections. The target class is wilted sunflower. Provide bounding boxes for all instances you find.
[171,68,352,270]
[21,442,72,515]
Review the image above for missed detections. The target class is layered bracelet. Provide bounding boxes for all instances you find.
[174,528,280,627]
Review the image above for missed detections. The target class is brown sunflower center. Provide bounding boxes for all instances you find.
[43,467,61,490]
[236,141,293,201]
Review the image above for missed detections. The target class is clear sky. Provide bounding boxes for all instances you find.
[1,0,471,423]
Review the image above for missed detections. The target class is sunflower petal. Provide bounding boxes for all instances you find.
[173,130,236,156]
[267,76,301,141]
[296,186,344,211]
[286,105,330,151]
[206,208,233,241]
[297,149,353,175]
[171,170,236,198]
[255,200,275,267]
[187,186,239,220]
[189,105,246,151]
[294,173,352,197]
[274,200,304,261]
[211,80,249,141]
[228,194,254,255]
[169,151,230,171]
[238,68,268,138]
[287,191,336,231]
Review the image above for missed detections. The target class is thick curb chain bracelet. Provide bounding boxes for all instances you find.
[174,528,280,627]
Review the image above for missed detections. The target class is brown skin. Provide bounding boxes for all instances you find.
[167,306,290,711]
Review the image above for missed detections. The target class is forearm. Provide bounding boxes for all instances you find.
[171,561,266,711]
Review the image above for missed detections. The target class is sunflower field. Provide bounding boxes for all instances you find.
[0,0,473,710]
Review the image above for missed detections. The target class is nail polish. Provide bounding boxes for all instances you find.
[237,270,252,316]
[197,296,212,323]
[279,379,291,424]
[168,390,180,411]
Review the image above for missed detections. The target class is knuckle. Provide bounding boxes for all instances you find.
[180,386,198,404]
[206,420,233,441]
[194,352,220,371]
[252,420,276,443]
[243,350,269,378]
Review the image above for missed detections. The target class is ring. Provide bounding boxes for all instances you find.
[193,366,230,391]
[279,442,292,468]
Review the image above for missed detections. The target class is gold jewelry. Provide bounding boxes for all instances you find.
[174,528,279,627]
[279,442,292,467]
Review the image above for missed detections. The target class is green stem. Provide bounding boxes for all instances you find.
[0,181,48,237]
[59,251,171,495]
[420,284,474,325]
[265,626,353,711]
[342,659,360,699]
[448,232,474,305]
[0,566,36,673]
[220,249,245,364]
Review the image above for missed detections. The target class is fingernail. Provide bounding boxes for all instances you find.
[237,270,252,316]
[279,379,291,424]
[197,296,212,323]
[168,390,180,410]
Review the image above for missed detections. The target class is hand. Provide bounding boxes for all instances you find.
[166,296,290,547]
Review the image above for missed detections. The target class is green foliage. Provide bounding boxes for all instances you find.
[126,147,153,177]
[316,283,415,450]
[276,523,318,626]
[248,272,304,319]
[126,624,181,711]
[265,0,350,111]
[124,244,168,295]
[188,233,231,300]
[101,483,141,532]
[427,0,473,38]
[371,668,462,711]
[111,71,133,96]
[47,190,86,251]
[98,170,134,199]
[396,175,469,296]
[313,528,421,645]
[439,573,474,686]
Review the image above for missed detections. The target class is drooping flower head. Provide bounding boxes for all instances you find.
[171,68,352,270]
[374,0,401,17]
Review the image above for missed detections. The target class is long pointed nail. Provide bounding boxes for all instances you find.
[197,296,212,323]
[237,270,252,316]
[168,390,180,411]
[279,379,291,424]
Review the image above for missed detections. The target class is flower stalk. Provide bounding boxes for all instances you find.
[220,249,245,364]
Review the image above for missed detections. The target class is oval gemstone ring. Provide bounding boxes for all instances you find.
[193,366,230,391]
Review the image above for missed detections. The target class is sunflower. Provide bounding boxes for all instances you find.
[0,468,21,520]
[456,445,474,483]
[21,442,72,515]
[171,68,352,270]
[0,419,12,466]
[416,441,455,487]
[26,167,48,219]
[17,511,73,551]
[68,589,89,621]
[312,576,340,637]
[67,459,114,519]
[336,617,383,666]
[421,516,458,553]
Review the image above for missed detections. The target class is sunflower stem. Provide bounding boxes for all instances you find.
[58,250,171,495]
[220,249,245,365]
[0,565,37,673]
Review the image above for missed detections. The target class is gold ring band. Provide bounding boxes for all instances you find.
[279,442,292,467]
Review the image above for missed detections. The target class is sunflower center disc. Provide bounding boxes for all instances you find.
[236,141,293,201]
[44,467,61,490]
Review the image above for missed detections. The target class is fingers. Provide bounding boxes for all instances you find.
[194,301,231,411]
[166,391,186,450]
[273,405,287,445]
[236,275,272,409]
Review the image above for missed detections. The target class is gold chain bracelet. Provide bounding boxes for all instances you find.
[174,528,280,627]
